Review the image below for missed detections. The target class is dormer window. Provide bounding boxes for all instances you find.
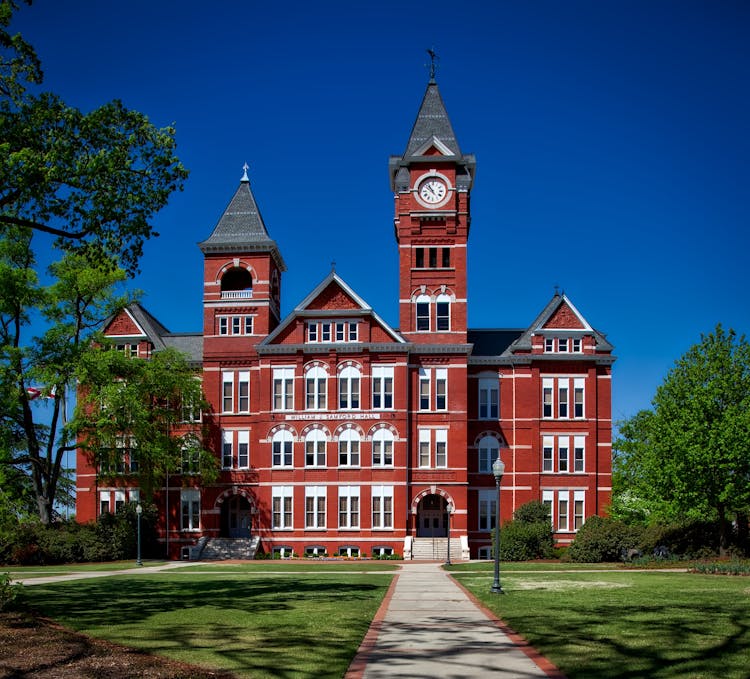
[306,320,359,343]
[544,337,583,353]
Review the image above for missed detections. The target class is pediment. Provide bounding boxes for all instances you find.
[103,308,146,337]
[412,136,456,157]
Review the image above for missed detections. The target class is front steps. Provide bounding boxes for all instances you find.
[410,537,463,561]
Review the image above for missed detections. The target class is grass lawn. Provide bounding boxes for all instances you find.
[19,570,393,678]
[3,561,168,577]
[450,564,750,679]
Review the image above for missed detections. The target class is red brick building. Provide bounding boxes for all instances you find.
[76,78,615,559]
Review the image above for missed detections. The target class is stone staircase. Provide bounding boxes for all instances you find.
[410,537,463,561]
[195,536,259,561]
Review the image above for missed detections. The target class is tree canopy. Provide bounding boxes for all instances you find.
[0,1,189,523]
[613,325,750,550]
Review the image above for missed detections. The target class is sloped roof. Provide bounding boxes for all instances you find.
[102,302,170,351]
[468,329,525,357]
[403,80,463,159]
[198,174,286,271]
[162,333,203,364]
[260,270,405,347]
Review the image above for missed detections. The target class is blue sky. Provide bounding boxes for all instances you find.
[13,0,749,422]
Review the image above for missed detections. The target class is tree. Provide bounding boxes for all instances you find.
[614,325,750,552]
[73,347,217,500]
[0,1,187,523]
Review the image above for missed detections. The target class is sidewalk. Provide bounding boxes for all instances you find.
[346,561,564,679]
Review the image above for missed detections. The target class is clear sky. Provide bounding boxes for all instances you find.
[12,0,750,423]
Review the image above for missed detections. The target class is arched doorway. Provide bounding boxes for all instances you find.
[417,494,449,537]
[221,495,253,538]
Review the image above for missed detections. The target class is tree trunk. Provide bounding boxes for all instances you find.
[736,512,749,555]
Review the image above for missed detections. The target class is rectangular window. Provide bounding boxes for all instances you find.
[419,429,431,468]
[435,368,447,410]
[544,337,554,352]
[436,300,450,331]
[273,368,294,411]
[574,490,585,530]
[574,436,585,472]
[305,486,326,529]
[415,247,424,268]
[372,485,394,529]
[558,379,569,418]
[574,378,585,418]
[335,322,345,342]
[238,371,249,412]
[232,316,241,335]
[222,371,234,413]
[558,491,569,532]
[307,322,318,342]
[321,323,331,342]
[338,486,359,528]
[272,486,293,529]
[237,430,249,468]
[219,317,229,335]
[181,441,199,475]
[542,490,554,528]
[349,322,358,341]
[558,337,568,353]
[372,435,393,467]
[306,372,326,410]
[435,429,447,468]
[478,489,497,531]
[338,435,360,467]
[372,366,394,410]
[542,378,553,418]
[305,437,326,467]
[181,489,200,531]
[244,316,253,334]
[542,436,554,472]
[429,247,437,268]
[339,371,360,410]
[442,247,450,268]
[572,338,582,353]
[558,436,569,472]
[419,368,430,410]
[479,378,499,419]
[222,430,233,469]
[273,437,293,467]
[114,490,126,512]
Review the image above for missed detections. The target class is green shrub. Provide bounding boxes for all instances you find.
[568,516,643,562]
[513,500,551,525]
[0,573,22,611]
[499,520,554,561]
[640,520,722,558]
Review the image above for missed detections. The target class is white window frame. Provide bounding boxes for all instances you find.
[372,485,394,529]
[372,429,394,467]
[305,429,326,467]
[416,294,430,331]
[338,365,360,410]
[372,366,394,410]
[435,368,447,410]
[181,488,200,531]
[574,436,585,472]
[558,436,569,472]
[418,429,431,468]
[338,429,360,467]
[558,378,569,419]
[272,486,293,529]
[574,490,585,530]
[558,490,569,532]
[222,371,234,413]
[435,429,448,468]
[305,486,326,529]
[338,486,360,529]
[237,430,250,469]
[478,489,497,531]
[574,377,585,419]
[305,366,327,410]
[272,430,294,467]
[99,490,111,515]
[419,368,430,411]
[238,370,250,413]
[436,293,451,331]
[273,367,294,411]
[222,430,233,469]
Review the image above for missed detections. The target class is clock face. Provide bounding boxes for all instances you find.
[418,178,447,204]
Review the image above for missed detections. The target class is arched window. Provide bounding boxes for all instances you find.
[305,430,326,467]
[415,294,430,331]
[478,435,499,473]
[436,293,451,331]
[338,365,360,410]
[220,267,253,298]
[305,365,327,410]
[372,429,394,467]
[272,430,293,467]
[338,429,360,467]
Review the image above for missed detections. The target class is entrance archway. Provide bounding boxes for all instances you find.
[416,494,449,537]
[221,494,253,538]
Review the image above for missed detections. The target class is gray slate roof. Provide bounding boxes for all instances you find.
[403,79,463,158]
[198,177,286,271]
[468,329,525,357]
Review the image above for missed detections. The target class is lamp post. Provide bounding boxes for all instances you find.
[445,501,453,566]
[491,457,505,594]
[136,503,143,567]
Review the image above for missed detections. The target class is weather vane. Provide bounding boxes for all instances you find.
[426,48,439,81]
[241,162,250,182]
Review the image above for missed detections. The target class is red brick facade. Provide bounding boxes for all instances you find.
[75,80,614,559]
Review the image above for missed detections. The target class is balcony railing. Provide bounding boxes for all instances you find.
[220,290,253,300]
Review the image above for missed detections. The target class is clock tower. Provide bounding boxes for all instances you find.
[389,77,475,343]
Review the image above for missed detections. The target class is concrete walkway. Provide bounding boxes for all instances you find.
[346,562,563,679]
[9,560,196,586]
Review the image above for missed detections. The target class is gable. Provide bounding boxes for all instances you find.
[542,301,586,330]
[306,283,360,311]
[104,308,145,337]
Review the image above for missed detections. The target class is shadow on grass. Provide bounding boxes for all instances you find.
[20,575,389,678]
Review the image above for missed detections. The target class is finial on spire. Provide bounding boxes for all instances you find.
[241,162,250,182]
[331,260,336,272]
[426,48,439,82]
